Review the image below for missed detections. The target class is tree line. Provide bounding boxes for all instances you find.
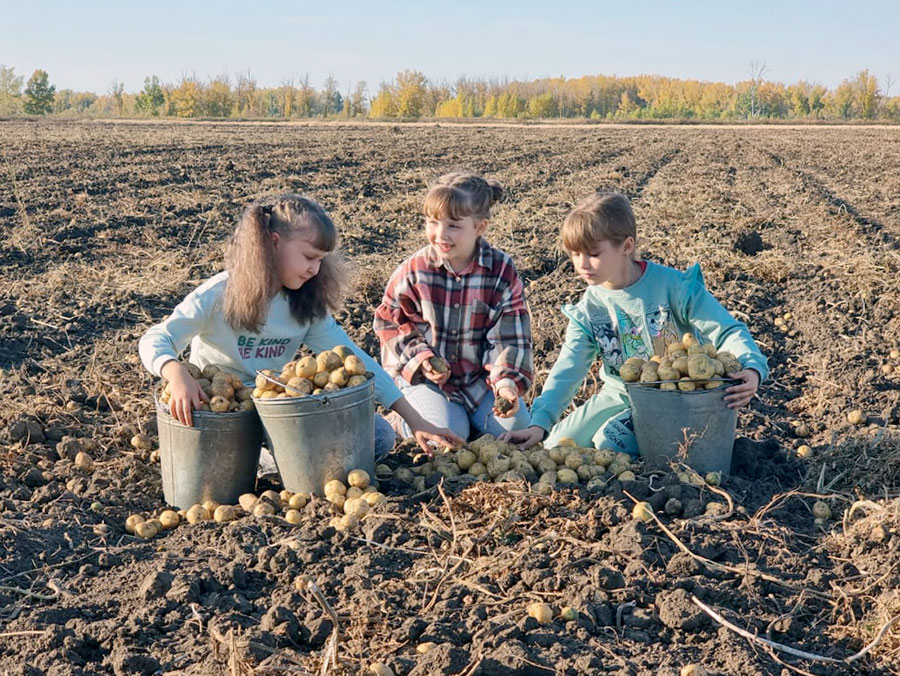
[1,66,898,121]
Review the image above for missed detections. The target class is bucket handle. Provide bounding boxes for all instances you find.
[255,369,331,406]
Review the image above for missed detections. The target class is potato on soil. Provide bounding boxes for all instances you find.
[632,501,653,522]
[125,514,144,534]
[337,513,360,531]
[253,502,276,517]
[364,492,386,507]
[680,666,708,676]
[238,493,258,512]
[812,501,832,519]
[347,469,370,489]
[134,521,159,539]
[186,504,211,524]
[284,509,302,525]
[288,493,308,509]
[202,499,220,514]
[74,451,94,471]
[847,409,866,425]
[559,606,578,621]
[131,433,152,451]
[159,510,181,529]
[527,602,553,624]
[617,470,636,481]
[214,505,238,523]
[369,663,395,676]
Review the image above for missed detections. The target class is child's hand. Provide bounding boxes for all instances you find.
[161,360,208,426]
[499,425,546,450]
[420,357,451,386]
[724,369,760,409]
[411,420,464,456]
[493,386,519,418]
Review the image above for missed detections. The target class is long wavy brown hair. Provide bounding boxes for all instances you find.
[223,194,349,331]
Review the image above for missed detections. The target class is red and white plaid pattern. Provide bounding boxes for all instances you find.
[374,237,533,412]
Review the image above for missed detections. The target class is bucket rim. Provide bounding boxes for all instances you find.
[154,394,260,420]
[251,375,375,406]
[625,379,739,395]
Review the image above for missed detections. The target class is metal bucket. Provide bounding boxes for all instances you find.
[155,399,263,510]
[626,383,737,474]
[253,379,375,495]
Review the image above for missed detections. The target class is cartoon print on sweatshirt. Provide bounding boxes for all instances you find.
[588,312,624,372]
[615,308,650,362]
[646,304,679,355]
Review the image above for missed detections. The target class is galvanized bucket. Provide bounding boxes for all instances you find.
[626,382,737,474]
[253,378,375,495]
[155,399,263,510]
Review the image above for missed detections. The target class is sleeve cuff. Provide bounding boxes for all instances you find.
[492,377,519,395]
[401,349,435,384]
[152,354,179,379]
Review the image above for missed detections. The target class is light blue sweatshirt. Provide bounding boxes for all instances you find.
[138,271,403,408]
[530,262,769,432]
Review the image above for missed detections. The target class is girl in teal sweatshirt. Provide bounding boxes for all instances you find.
[502,192,768,454]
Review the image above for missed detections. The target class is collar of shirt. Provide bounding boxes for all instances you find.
[424,236,494,276]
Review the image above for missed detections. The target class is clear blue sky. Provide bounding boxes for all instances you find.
[3,0,899,93]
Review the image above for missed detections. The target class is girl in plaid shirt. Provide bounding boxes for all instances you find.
[374,173,534,441]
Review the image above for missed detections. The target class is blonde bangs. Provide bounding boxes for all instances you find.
[423,185,475,221]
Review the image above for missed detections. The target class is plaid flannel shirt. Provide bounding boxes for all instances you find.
[374,237,533,413]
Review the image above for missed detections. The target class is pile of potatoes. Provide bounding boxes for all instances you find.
[619,333,742,390]
[322,469,387,532]
[158,362,254,413]
[389,434,638,496]
[124,488,315,539]
[252,346,373,399]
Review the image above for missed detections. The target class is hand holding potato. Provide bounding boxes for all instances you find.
[493,386,519,418]
[724,368,760,408]
[160,359,209,426]
[420,356,451,386]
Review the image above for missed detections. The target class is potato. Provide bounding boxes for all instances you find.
[210,380,234,399]
[255,370,279,391]
[159,510,180,529]
[710,359,725,377]
[201,364,221,380]
[331,345,352,360]
[467,461,487,477]
[672,356,690,376]
[533,481,554,496]
[416,642,437,654]
[687,354,716,380]
[557,468,578,484]
[286,377,314,395]
[665,498,683,515]
[680,666,708,676]
[288,493,308,510]
[527,602,553,624]
[618,470,636,481]
[658,356,674,368]
[364,491,386,507]
[347,469,370,489]
[328,367,348,387]
[704,344,717,358]
[293,356,316,379]
[812,501,832,519]
[238,493,258,512]
[135,520,159,539]
[657,366,680,381]
[623,356,645,367]
[321,481,346,500]
[393,467,414,484]
[312,371,331,388]
[125,514,144,534]
[576,464,593,482]
[487,456,511,479]
[131,433,152,451]
[632,501,653,522]
[186,504,210,524]
[796,445,812,459]
[284,509,302,525]
[619,363,641,382]
[209,396,230,413]
[557,437,577,447]
[593,449,615,467]
[705,472,721,486]
[214,505,238,523]
[74,451,94,471]
[847,409,866,425]
[329,493,346,509]
[682,333,698,346]
[253,502,276,517]
[344,355,366,376]
[346,486,364,500]
[677,377,696,392]
[704,380,722,389]
[347,375,368,388]
[337,513,359,531]
[239,400,255,412]
[563,452,583,469]
[316,350,343,372]
[344,497,370,517]
[559,606,578,621]
[666,342,687,356]
[548,446,567,464]
[202,500,220,514]
[660,382,677,391]
[185,363,202,379]
[640,366,659,383]
[539,471,558,485]
[649,355,663,364]
[369,663,395,676]
[455,449,477,470]
[687,343,706,355]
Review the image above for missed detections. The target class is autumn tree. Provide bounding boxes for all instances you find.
[0,65,24,115]
[24,69,55,115]
[394,70,428,118]
[135,75,165,116]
